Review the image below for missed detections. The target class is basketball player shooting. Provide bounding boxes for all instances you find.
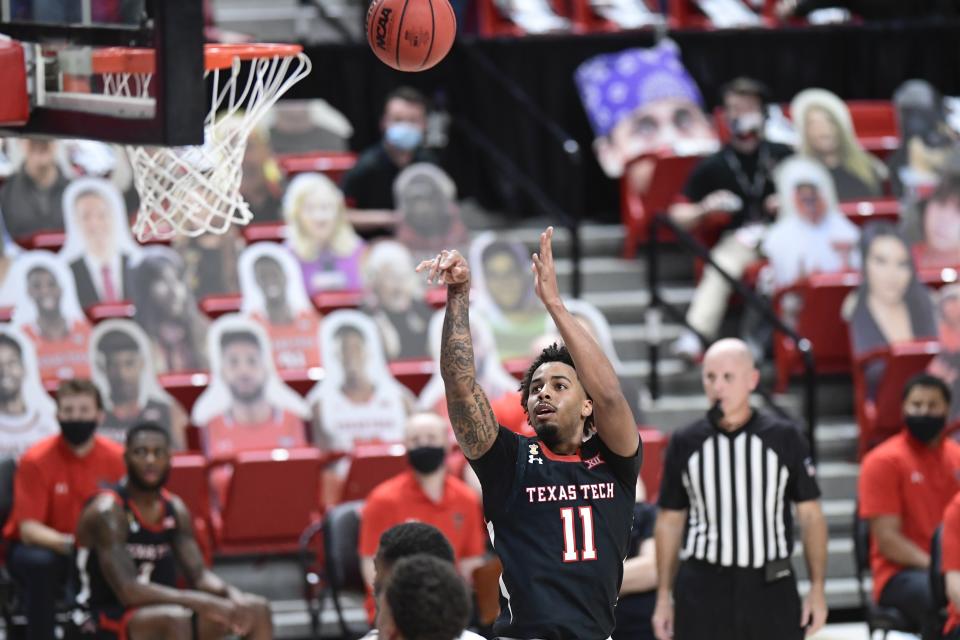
[417,226,642,639]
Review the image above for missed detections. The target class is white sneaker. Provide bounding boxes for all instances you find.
[673,330,703,361]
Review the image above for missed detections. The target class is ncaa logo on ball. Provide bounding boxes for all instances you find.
[367,4,393,50]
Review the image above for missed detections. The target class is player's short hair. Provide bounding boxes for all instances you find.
[220,329,260,353]
[26,265,54,283]
[56,379,103,410]
[385,86,429,113]
[377,522,455,567]
[71,187,107,206]
[0,334,23,359]
[902,372,952,405]
[720,77,769,110]
[384,554,470,640]
[126,422,171,449]
[97,329,140,357]
[519,343,594,433]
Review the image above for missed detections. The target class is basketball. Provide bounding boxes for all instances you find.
[366,0,457,72]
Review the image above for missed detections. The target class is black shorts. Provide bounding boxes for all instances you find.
[673,560,803,640]
[79,606,137,640]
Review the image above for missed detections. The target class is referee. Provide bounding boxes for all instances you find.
[652,339,828,639]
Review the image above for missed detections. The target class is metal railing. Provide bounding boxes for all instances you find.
[647,213,819,459]
[457,42,584,296]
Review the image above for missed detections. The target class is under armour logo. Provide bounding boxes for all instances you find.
[911,471,924,484]
[54,482,68,495]
[528,444,543,465]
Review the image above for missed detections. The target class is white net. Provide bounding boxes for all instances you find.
[102,46,312,241]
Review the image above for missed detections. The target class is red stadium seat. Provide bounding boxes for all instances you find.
[425,287,448,309]
[503,357,531,380]
[476,0,527,36]
[167,453,215,565]
[839,199,899,227]
[667,0,713,28]
[84,301,136,323]
[278,368,323,397]
[311,290,365,315]
[846,101,899,158]
[389,358,436,395]
[241,222,287,244]
[772,271,860,392]
[620,153,706,257]
[340,443,408,503]
[198,294,242,319]
[20,230,65,251]
[277,151,358,184]
[638,427,667,501]
[159,372,210,414]
[853,340,941,458]
[214,447,323,555]
[0,307,14,323]
[919,267,960,289]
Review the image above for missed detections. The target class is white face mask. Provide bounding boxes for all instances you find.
[384,122,423,151]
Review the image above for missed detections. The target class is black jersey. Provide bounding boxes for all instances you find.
[78,484,180,611]
[470,427,641,640]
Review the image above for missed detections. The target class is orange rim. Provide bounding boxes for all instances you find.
[91,43,304,75]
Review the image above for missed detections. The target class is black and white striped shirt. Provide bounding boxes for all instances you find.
[658,410,820,568]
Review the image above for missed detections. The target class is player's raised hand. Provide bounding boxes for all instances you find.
[416,249,470,287]
[531,226,562,309]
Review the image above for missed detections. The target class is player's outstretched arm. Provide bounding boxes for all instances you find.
[76,495,236,626]
[417,249,498,459]
[531,227,639,457]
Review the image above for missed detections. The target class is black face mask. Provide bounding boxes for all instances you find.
[60,420,97,447]
[904,414,947,444]
[407,446,445,474]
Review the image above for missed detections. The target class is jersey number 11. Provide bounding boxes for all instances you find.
[560,506,597,562]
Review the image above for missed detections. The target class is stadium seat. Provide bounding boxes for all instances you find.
[277,151,358,184]
[503,357,531,380]
[20,230,64,251]
[340,443,408,503]
[852,340,941,458]
[772,271,860,392]
[214,447,323,555]
[846,101,899,158]
[638,427,667,500]
[198,294,242,319]
[279,368,323,397]
[159,372,210,414]
[931,525,949,632]
[300,500,366,638]
[390,358,436,396]
[166,453,215,565]
[83,301,136,323]
[476,0,528,37]
[0,458,16,628]
[853,501,916,636]
[312,289,365,315]
[667,0,714,28]
[620,153,706,257]
[241,222,287,244]
[839,199,899,227]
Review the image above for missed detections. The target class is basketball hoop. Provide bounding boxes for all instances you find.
[95,44,311,241]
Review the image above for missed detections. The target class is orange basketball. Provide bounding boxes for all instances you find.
[366,0,457,72]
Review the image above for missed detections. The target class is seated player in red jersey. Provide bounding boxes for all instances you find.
[417,227,641,640]
[75,422,272,639]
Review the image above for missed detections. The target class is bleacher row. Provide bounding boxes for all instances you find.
[0,144,672,567]
[621,96,960,455]
[479,0,821,36]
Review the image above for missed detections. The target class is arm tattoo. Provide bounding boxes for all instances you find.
[91,503,139,597]
[440,284,498,458]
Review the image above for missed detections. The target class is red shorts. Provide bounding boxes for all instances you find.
[80,606,137,640]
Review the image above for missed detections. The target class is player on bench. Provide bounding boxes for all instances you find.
[75,422,273,639]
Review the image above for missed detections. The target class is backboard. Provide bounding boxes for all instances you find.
[0,0,205,145]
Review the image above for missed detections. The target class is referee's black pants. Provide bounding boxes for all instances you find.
[674,560,803,640]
